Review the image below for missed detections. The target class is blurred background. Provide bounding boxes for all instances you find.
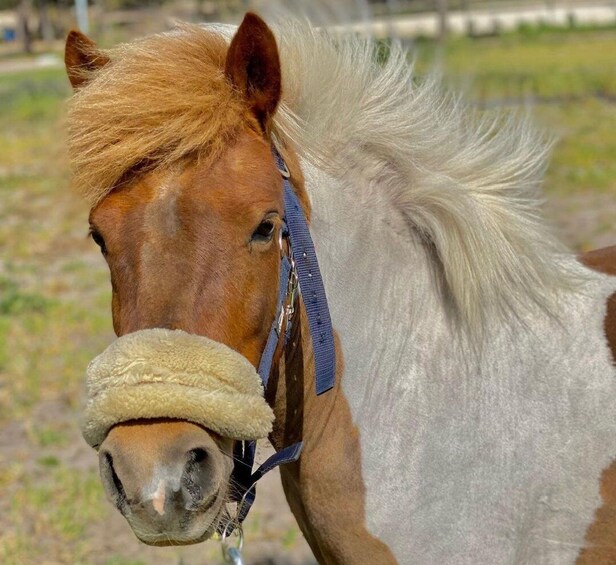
[0,0,614,563]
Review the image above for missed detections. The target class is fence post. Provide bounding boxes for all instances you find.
[17,0,33,54]
[436,0,448,42]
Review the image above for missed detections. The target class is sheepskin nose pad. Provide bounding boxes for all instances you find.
[99,446,220,518]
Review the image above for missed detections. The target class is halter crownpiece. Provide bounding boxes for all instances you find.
[81,328,275,448]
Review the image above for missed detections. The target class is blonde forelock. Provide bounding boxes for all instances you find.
[67,23,249,207]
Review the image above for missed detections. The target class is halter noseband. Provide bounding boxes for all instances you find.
[224,146,336,530]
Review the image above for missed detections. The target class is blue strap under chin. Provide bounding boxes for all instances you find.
[228,146,336,527]
[232,441,304,525]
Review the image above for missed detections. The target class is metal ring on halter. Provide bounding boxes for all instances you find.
[221,518,244,553]
[221,523,244,565]
[277,159,291,179]
[237,483,257,521]
[277,257,298,334]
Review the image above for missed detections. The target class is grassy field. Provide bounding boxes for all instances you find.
[413,29,616,199]
[0,27,615,564]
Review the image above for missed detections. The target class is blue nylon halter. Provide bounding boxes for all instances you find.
[226,147,336,527]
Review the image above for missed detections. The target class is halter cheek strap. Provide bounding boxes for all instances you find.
[278,149,336,396]
[225,147,336,529]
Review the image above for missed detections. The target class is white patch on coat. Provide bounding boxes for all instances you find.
[306,161,616,564]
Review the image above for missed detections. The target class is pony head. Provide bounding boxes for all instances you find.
[65,13,302,545]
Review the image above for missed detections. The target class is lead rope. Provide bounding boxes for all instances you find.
[220,147,336,563]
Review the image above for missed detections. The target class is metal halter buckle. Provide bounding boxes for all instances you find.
[277,224,298,334]
[221,519,244,565]
[278,257,298,334]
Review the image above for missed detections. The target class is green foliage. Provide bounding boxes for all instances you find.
[0,276,53,315]
[0,0,110,9]
[103,0,170,9]
[0,0,18,10]
[415,29,616,101]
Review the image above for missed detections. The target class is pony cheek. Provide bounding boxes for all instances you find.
[111,290,122,336]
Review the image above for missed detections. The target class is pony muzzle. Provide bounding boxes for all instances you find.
[81,329,274,544]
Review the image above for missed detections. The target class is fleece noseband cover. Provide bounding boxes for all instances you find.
[81,328,275,448]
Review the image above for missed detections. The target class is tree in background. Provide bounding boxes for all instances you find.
[18,0,33,53]
[2,0,66,52]
[436,0,448,41]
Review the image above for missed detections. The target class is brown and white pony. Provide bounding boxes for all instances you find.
[65,13,616,564]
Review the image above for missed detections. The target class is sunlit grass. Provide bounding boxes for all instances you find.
[104,557,148,565]
[0,68,70,123]
[415,29,616,100]
[0,297,112,420]
[0,67,122,564]
[410,29,616,195]
[537,99,616,195]
[1,466,106,564]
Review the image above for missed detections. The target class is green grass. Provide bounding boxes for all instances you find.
[0,267,111,424]
[0,65,120,564]
[0,276,54,316]
[0,68,70,122]
[415,29,616,101]
[1,467,107,564]
[538,99,616,195]
[104,558,148,565]
[282,526,299,549]
[409,29,616,196]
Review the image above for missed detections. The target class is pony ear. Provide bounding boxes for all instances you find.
[65,30,109,90]
[225,13,281,130]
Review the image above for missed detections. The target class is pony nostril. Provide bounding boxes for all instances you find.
[100,451,128,512]
[182,448,213,510]
[189,448,208,464]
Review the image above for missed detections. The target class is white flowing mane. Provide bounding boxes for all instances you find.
[270,20,579,332]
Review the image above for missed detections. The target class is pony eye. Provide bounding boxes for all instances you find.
[90,229,107,254]
[251,219,275,243]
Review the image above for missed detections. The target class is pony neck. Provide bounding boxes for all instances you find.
[266,158,456,440]
[300,157,456,375]
[266,296,398,563]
